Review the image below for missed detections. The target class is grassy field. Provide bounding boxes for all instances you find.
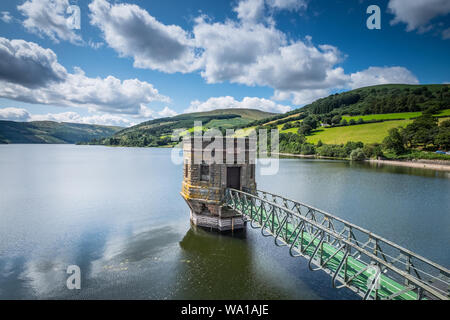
[342,112,421,121]
[278,125,300,133]
[266,109,449,135]
[205,118,250,129]
[306,120,413,145]
[342,109,450,122]
[437,109,450,117]
[439,117,450,123]
[234,127,257,137]
[236,124,302,135]
[265,113,303,125]
[180,113,450,143]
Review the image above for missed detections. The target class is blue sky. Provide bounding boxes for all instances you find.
[0,0,449,127]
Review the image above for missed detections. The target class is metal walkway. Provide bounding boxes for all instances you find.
[224,188,450,300]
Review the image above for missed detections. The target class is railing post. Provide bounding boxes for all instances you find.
[285,215,289,242]
[272,207,275,233]
[405,254,411,286]
[320,239,324,266]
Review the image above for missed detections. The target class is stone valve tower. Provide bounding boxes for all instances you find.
[181,136,257,232]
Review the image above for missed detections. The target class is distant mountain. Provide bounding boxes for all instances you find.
[0,120,123,144]
[87,108,276,147]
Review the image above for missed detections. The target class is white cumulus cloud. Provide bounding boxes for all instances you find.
[0,105,183,126]
[0,37,170,116]
[388,0,450,35]
[89,0,200,73]
[273,88,331,106]
[0,37,67,88]
[349,66,419,89]
[266,0,308,11]
[29,111,134,127]
[0,107,31,121]
[234,0,307,24]
[193,19,348,102]
[0,107,136,127]
[157,106,178,118]
[1,11,13,23]
[185,96,291,114]
[88,0,343,103]
[18,0,83,44]
[234,0,266,24]
[138,105,178,119]
[86,0,420,107]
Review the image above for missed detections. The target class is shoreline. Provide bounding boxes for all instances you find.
[275,152,450,172]
[365,159,450,172]
[275,152,344,161]
[6,145,450,172]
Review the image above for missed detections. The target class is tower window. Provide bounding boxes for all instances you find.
[200,163,209,181]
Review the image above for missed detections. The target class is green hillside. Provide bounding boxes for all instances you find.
[83,84,450,161]
[233,84,450,160]
[306,120,413,145]
[244,84,450,128]
[0,120,122,144]
[90,108,275,147]
[303,84,448,115]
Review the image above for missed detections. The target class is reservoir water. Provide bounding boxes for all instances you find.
[0,144,449,299]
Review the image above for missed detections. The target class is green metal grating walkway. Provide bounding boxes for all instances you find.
[224,189,450,300]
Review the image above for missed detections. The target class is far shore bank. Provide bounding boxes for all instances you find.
[365,159,450,172]
[5,144,450,172]
[275,152,450,172]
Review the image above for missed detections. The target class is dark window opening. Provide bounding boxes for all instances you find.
[227,167,241,190]
[200,163,209,181]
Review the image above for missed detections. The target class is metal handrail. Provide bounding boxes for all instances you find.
[224,188,450,300]
[257,189,450,274]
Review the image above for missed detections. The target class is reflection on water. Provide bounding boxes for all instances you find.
[175,226,354,300]
[0,145,448,299]
[176,226,261,300]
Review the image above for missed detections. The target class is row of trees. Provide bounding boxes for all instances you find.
[279,133,383,160]
[280,115,321,135]
[96,133,173,147]
[383,114,450,154]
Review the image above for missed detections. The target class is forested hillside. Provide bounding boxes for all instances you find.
[86,108,274,147]
[0,121,122,144]
[304,84,448,115]
[244,84,450,128]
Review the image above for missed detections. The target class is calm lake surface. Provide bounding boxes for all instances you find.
[0,144,449,299]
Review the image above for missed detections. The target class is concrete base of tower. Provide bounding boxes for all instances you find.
[189,210,246,232]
